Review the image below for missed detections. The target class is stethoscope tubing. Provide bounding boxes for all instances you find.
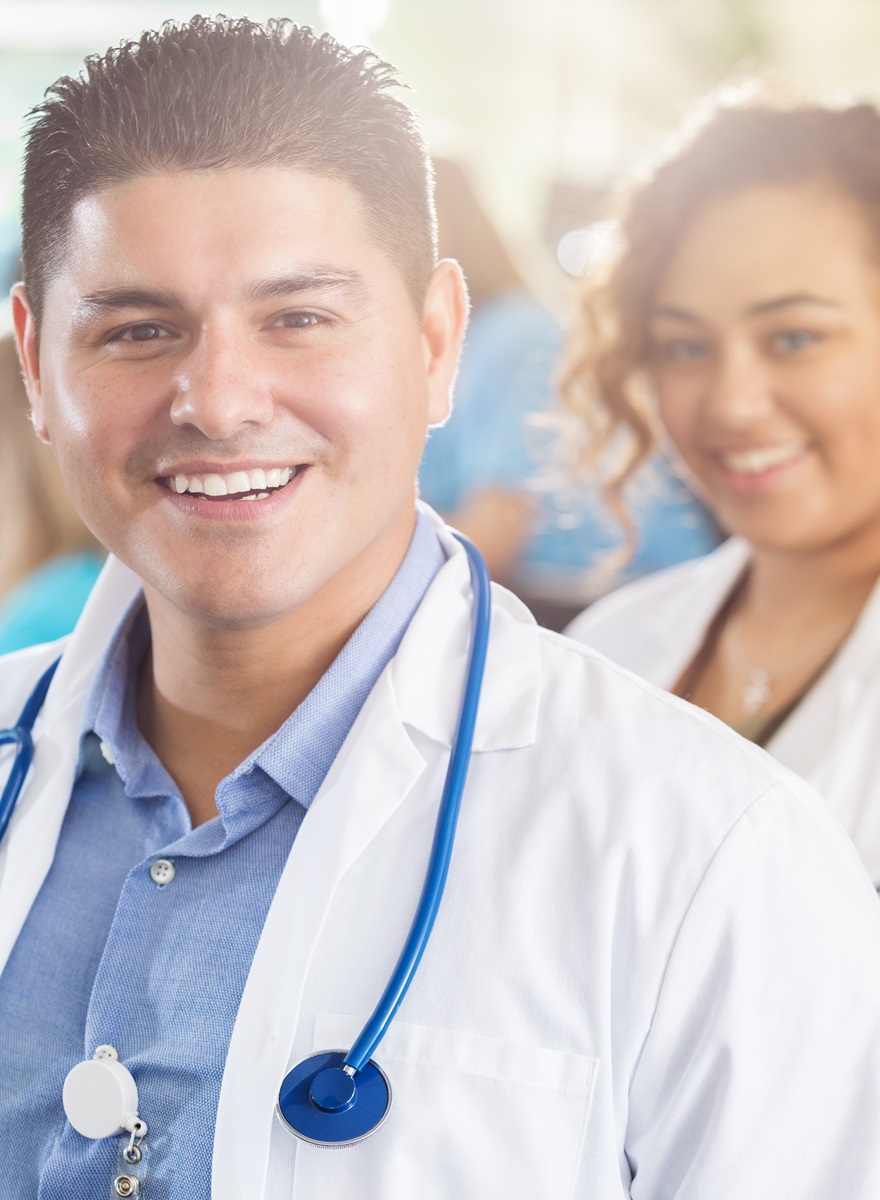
[0,657,60,843]
[0,534,493,1149]
[0,537,492,1096]
[343,533,491,1074]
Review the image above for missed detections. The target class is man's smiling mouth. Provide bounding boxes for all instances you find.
[162,465,306,501]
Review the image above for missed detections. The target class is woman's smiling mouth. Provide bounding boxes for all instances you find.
[716,442,808,476]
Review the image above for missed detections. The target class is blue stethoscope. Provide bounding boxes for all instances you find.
[0,534,491,1150]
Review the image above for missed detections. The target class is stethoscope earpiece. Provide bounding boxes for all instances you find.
[277,1051,391,1146]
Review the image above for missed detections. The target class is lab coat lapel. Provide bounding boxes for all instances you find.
[636,536,880,782]
[767,568,880,780]
[622,535,880,778]
[390,524,540,753]
[636,539,751,690]
[0,555,141,974]
[213,525,542,1196]
[212,665,429,1197]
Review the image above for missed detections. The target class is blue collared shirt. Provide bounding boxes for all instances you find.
[0,513,445,1199]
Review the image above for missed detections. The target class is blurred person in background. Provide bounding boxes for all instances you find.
[420,155,719,630]
[418,154,562,580]
[0,333,102,651]
[566,91,880,886]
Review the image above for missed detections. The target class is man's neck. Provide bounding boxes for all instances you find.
[136,518,417,825]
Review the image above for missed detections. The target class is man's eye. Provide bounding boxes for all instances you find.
[115,323,167,343]
[278,312,319,329]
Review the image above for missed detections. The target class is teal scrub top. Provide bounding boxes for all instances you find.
[0,552,104,654]
[418,290,720,602]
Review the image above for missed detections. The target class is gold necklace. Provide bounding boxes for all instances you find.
[729,610,855,717]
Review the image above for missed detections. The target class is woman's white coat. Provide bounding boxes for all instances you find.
[3,521,880,1198]
[567,537,880,884]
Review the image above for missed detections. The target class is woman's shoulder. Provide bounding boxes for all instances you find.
[565,538,748,657]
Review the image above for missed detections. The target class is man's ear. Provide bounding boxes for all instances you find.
[421,258,469,427]
[11,282,50,443]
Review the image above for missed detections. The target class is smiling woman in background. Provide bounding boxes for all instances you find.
[566,92,880,886]
[0,333,102,651]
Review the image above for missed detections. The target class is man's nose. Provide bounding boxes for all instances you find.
[169,326,274,439]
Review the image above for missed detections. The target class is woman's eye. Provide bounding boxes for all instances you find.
[772,329,818,353]
[654,339,709,363]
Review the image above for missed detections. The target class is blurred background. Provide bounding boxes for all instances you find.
[4,0,880,310]
[2,0,879,633]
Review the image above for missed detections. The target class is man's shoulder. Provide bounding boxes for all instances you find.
[527,620,828,846]
[487,573,791,807]
[536,618,793,770]
[473,613,875,999]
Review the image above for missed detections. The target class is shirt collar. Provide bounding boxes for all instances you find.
[76,596,175,799]
[76,512,446,816]
[226,511,446,811]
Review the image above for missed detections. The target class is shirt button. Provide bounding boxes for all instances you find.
[99,740,115,765]
[93,1044,119,1061]
[150,859,175,886]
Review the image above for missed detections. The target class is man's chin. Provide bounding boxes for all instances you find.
[138,569,312,633]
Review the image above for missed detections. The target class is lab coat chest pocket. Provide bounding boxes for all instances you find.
[288,1013,598,1200]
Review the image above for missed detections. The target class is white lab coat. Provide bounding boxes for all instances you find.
[3,515,880,1198]
[567,537,880,886]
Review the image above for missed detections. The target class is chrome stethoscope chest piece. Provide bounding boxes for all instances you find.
[62,1058,140,1140]
[277,1051,391,1146]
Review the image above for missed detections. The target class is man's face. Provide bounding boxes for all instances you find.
[14,168,464,629]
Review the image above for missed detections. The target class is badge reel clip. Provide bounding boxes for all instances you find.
[62,1048,148,1195]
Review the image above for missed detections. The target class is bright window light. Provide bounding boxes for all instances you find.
[319,0,389,46]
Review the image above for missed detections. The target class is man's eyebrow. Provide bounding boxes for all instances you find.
[75,287,184,318]
[73,271,369,318]
[246,271,370,303]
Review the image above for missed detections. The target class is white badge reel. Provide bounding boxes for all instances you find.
[62,1053,144,1140]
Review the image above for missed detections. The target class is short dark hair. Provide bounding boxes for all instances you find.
[21,15,436,328]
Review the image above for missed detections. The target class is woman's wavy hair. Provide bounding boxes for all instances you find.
[561,85,880,543]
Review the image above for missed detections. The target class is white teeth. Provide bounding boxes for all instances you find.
[224,471,252,495]
[720,444,806,475]
[203,473,228,497]
[168,466,298,497]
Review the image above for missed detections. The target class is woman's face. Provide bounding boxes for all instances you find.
[648,181,880,555]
